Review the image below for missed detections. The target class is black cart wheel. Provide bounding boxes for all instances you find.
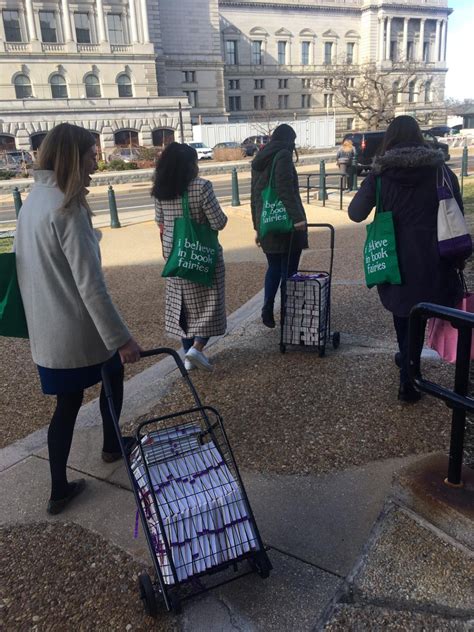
[332,331,340,350]
[138,573,158,618]
[280,343,286,354]
[250,551,272,579]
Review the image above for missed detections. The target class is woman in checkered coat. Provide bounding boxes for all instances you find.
[153,143,228,371]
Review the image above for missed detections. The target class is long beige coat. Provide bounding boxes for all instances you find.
[16,170,130,369]
[155,177,227,339]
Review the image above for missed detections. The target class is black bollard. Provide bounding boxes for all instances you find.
[231,167,241,207]
[108,185,121,228]
[318,160,327,202]
[351,148,359,191]
[13,187,22,218]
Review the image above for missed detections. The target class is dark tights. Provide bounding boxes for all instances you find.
[47,366,124,500]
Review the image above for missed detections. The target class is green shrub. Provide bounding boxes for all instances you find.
[97,160,109,171]
[0,170,15,180]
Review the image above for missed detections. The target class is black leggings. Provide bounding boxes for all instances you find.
[47,366,124,500]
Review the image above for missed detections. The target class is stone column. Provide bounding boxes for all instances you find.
[419,18,425,61]
[61,0,73,42]
[385,17,392,60]
[96,0,107,42]
[434,20,440,61]
[25,0,38,41]
[378,17,385,61]
[128,0,139,43]
[442,19,448,61]
[402,17,408,61]
[139,0,150,43]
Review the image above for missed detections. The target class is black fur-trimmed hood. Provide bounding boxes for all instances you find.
[372,144,444,174]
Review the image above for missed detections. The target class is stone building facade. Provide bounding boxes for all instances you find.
[0,0,451,152]
[0,0,191,155]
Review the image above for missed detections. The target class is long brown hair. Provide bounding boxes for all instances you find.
[36,123,96,213]
[379,115,425,155]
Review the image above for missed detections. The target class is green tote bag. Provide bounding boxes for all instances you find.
[0,234,28,338]
[259,153,294,240]
[162,191,219,287]
[363,177,402,288]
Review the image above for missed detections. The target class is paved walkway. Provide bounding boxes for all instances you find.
[1,201,472,630]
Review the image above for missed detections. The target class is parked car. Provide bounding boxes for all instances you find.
[3,150,33,166]
[213,141,246,157]
[0,150,33,174]
[340,130,450,173]
[426,125,457,138]
[188,142,213,160]
[108,147,141,162]
[241,135,270,156]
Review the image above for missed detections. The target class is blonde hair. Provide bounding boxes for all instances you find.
[36,123,96,214]
[342,139,353,151]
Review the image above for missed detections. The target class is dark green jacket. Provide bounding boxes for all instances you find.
[251,141,308,254]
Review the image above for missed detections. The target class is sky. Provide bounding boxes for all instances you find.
[445,0,474,100]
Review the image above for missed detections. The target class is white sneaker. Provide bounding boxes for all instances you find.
[185,347,214,372]
[184,358,194,372]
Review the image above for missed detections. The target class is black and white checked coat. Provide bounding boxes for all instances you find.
[155,177,228,339]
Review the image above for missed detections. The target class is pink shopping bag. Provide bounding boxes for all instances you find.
[427,293,474,364]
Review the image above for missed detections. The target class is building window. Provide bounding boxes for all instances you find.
[324,42,333,65]
[117,74,133,97]
[346,117,354,130]
[408,81,416,103]
[252,40,263,65]
[301,78,311,89]
[424,81,432,103]
[423,42,430,62]
[85,74,101,98]
[278,78,288,89]
[14,74,32,99]
[185,90,198,107]
[346,42,355,64]
[392,81,400,105]
[407,41,414,61]
[324,78,333,89]
[39,11,57,43]
[3,10,22,42]
[183,71,196,83]
[228,79,240,90]
[345,77,355,88]
[301,94,311,108]
[74,13,91,43]
[254,95,265,110]
[229,96,241,111]
[390,41,398,61]
[107,13,124,45]
[324,93,333,108]
[50,74,68,99]
[278,95,289,109]
[225,40,238,65]
[301,41,310,65]
[278,40,287,65]
[254,79,264,89]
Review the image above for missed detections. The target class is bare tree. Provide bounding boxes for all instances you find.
[314,61,432,130]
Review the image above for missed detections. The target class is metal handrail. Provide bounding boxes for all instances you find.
[299,172,345,209]
[408,302,474,486]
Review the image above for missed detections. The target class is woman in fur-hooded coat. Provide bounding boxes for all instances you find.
[348,116,465,402]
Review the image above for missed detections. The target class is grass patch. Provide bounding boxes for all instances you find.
[461,178,474,215]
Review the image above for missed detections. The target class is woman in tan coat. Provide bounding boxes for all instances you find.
[16,123,141,514]
[153,143,227,371]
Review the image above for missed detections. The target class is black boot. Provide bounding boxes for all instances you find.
[398,382,421,403]
[261,306,275,328]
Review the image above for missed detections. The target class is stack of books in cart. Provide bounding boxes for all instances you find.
[283,272,329,346]
[130,422,258,584]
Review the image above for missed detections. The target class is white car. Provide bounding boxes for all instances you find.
[189,142,213,160]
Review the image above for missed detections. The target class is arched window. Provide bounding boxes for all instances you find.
[117,74,132,97]
[50,74,68,99]
[408,81,416,103]
[85,74,101,98]
[424,81,432,103]
[14,74,32,99]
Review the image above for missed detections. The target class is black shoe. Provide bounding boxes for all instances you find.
[47,479,86,515]
[102,436,136,463]
[398,383,421,403]
[394,352,402,368]
[262,308,275,329]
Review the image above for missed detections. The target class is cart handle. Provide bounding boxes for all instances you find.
[305,223,335,253]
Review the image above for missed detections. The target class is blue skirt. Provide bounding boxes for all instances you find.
[37,352,122,395]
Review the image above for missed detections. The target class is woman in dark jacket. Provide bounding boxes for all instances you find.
[348,115,465,403]
[251,124,308,328]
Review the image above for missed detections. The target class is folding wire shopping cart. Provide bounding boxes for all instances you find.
[280,223,340,357]
[102,349,272,616]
